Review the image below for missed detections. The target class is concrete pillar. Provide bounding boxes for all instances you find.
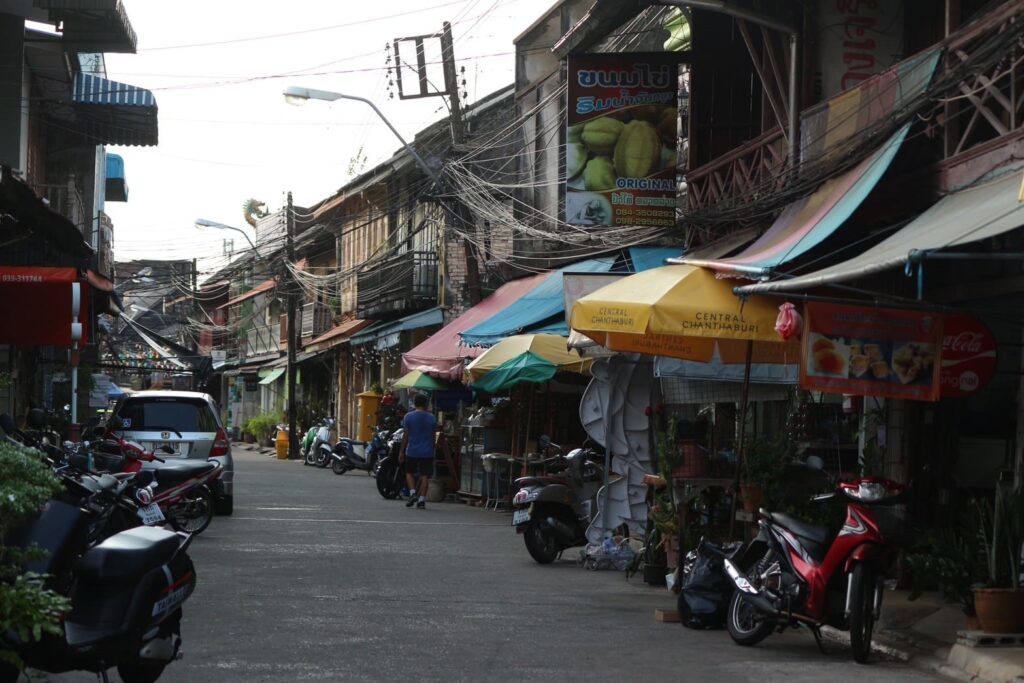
[0,14,25,170]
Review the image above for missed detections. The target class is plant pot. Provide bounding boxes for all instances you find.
[643,564,667,586]
[671,439,709,479]
[243,433,254,444]
[965,613,982,631]
[973,588,1024,633]
[740,484,763,513]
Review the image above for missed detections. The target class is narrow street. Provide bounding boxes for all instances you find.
[59,450,948,682]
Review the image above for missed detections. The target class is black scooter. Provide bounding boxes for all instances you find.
[510,436,604,564]
[373,427,405,499]
[2,422,197,683]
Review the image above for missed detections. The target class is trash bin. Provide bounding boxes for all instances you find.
[356,391,382,443]
[275,427,289,460]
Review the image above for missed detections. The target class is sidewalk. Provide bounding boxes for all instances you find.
[849,590,1024,682]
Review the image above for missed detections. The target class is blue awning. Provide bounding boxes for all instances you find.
[105,153,127,202]
[73,73,158,146]
[629,246,681,273]
[350,307,445,349]
[460,258,616,347]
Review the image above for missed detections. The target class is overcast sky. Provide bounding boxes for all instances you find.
[104,0,553,272]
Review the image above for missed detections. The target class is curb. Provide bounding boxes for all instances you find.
[820,626,973,681]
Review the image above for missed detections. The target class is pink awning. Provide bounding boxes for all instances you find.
[401,272,551,381]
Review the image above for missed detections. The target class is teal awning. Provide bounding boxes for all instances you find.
[105,153,127,202]
[471,351,558,393]
[259,368,285,385]
[350,307,444,348]
[460,258,616,347]
[73,73,158,146]
[628,246,681,273]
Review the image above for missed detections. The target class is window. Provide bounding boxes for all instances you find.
[116,398,218,433]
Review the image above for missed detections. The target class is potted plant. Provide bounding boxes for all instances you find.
[740,436,787,514]
[907,515,983,629]
[972,479,1024,633]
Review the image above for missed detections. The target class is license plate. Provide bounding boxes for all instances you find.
[138,503,165,525]
[512,508,531,526]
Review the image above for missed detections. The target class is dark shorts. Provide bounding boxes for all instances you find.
[405,457,434,477]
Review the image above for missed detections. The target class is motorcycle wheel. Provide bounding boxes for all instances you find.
[303,450,314,466]
[376,467,400,499]
[523,518,560,564]
[117,661,166,683]
[726,590,775,646]
[848,563,877,663]
[167,487,214,535]
[315,451,329,468]
[331,458,349,475]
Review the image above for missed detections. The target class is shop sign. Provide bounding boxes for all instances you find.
[89,374,112,408]
[939,312,997,397]
[566,53,678,228]
[800,302,942,401]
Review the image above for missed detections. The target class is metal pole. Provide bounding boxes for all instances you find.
[788,32,800,168]
[286,191,299,459]
[730,340,754,539]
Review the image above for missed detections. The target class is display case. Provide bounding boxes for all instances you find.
[458,404,511,498]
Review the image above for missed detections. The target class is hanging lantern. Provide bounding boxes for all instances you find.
[775,302,803,341]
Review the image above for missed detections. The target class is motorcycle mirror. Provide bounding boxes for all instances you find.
[537,435,551,449]
[26,408,46,430]
[63,404,72,415]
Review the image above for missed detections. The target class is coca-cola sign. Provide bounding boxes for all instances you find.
[941,313,997,397]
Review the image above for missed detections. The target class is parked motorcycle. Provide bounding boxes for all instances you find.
[510,436,604,564]
[2,421,197,682]
[721,470,908,663]
[373,427,406,499]
[88,420,223,535]
[302,417,335,468]
[3,506,196,682]
[331,424,391,476]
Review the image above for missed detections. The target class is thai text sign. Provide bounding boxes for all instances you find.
[801,302,942,401]
[566,53,678,228]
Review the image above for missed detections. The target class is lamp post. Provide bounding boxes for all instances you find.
[195,218,262,259]
[282,86,441,187]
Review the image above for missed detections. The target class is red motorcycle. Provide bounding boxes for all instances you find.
[722,475,907,663]
[91,426,223,535]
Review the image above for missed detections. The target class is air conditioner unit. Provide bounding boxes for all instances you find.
[301,301,331,338]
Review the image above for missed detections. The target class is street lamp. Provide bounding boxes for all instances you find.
[282,86,441,186]
[194,218,262,259]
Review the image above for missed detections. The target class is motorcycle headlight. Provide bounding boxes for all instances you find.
[135,486,153,506]
[854,481,886,502]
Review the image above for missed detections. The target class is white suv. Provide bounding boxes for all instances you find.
[109,390,235,515]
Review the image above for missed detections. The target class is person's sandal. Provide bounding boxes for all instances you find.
[416,500,426,509]
[406,496,417,508]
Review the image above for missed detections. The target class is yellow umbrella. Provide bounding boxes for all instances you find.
[465,334,592,383]
[570,264,797,362]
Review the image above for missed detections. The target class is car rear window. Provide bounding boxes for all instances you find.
[116,398,218,433]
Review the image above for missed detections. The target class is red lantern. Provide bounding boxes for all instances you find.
[775,302,803,341]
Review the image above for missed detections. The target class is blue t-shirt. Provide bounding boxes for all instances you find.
[402,410,437,459]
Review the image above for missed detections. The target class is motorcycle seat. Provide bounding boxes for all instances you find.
[766,511,831,558]
[154,460,218,485]
[76,526,180,583]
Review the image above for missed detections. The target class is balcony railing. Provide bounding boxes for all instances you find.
[244,322,280,360]
[33,181,88,235]
[686,126,788,211]
[356,250,438,319]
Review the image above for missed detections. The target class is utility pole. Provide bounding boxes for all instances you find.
[285,192,298,459]
[190,257,198,391]
[440,20,481,305]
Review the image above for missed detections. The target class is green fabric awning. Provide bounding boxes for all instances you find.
[259,368,285,385]
[471,351,557,393]
[392,369,450,391]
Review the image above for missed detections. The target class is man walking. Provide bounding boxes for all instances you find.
[399,393,436,509]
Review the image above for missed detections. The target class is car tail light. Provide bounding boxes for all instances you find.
[211,428,231,457]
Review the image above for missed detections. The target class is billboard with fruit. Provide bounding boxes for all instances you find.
[566,53,678,227]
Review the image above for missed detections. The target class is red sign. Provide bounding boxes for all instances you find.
[800,302,942,401]
[0,267,88,347]
[940,312,997,397]
[565,53,678,228]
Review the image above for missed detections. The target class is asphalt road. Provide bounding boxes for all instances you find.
[48,450,949,683]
